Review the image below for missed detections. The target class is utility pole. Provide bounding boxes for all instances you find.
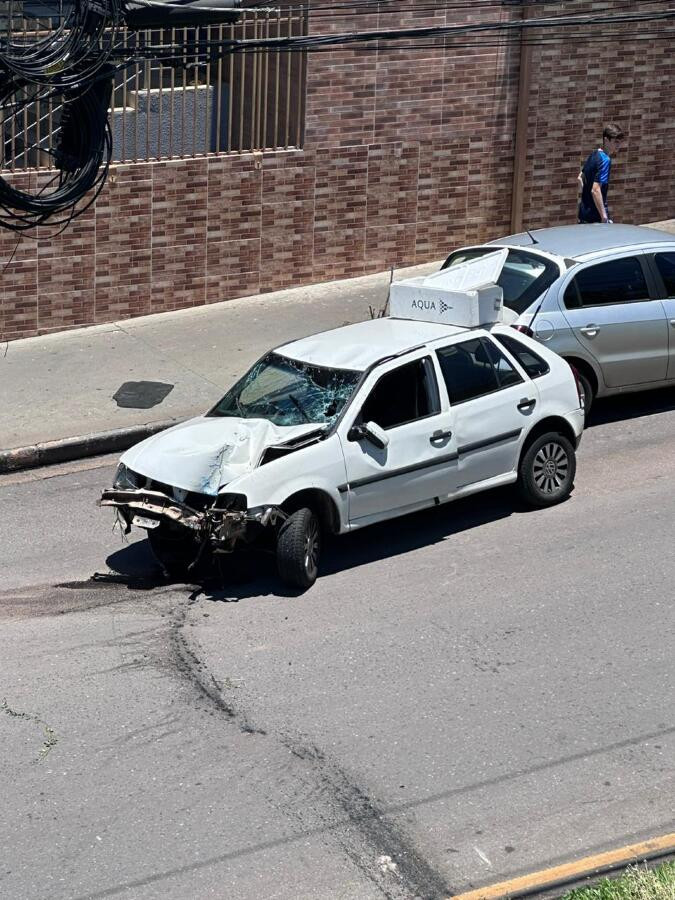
[510,1,533,233]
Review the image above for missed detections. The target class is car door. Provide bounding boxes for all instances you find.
[434,336,535,488]
[337,353,458,525]
[650,250,675,379]
[559,254,668,387]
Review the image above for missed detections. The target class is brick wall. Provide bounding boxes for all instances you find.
[521,0,674,228]
[1,1,672,342]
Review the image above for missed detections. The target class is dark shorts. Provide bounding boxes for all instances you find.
[578,201,603,224]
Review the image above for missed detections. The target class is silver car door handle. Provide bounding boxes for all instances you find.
[580,324,599,337]
[517,397,536,412]
[430,428,452,443]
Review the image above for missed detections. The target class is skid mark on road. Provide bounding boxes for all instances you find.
[167,596,267,735]
[280,736,452,900]
[0,571,185,620]
[168,596,452,899]
[0,582,141,619]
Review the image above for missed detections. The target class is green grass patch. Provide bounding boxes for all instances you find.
[562,861,675,900]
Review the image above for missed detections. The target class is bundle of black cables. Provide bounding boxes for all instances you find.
[0,0,122,88]
[0,0,121,232]
[0,69,114,232]
[0,0,241,232]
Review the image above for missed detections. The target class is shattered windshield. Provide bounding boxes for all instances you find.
[208,352,361,427]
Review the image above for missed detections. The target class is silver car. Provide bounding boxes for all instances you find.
[442,224,675,413]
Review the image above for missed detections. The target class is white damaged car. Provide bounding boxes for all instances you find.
[101,318,585,589]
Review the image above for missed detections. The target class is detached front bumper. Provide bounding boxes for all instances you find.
[99,487,286,549]
[100,488,206,529]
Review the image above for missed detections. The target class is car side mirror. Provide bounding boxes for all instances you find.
[348,421,389,450]
[363,421,389,450]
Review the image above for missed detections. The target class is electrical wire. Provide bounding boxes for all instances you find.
[275,0,673,17]
[120,5,675,65]
[0,0,673,232]
[0,0,123,87]
[0,73,113,231]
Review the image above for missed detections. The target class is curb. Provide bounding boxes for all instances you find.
[0,419,185,474]
[449,831,675,900]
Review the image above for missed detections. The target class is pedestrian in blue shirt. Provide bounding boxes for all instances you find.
[577,123,625,223]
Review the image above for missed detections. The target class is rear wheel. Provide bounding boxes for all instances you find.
[517,432,576,508]
[276,507,321,590]
[570,365,594,418]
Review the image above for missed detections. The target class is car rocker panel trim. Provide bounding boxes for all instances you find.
[337,449,460,493]
[457,428,522,456]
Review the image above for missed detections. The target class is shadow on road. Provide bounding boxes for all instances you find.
[103,484,524,602]
[586,385,675,427]
[321,484,518,577]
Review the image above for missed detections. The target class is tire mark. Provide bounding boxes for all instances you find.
[0,580,157,620]
[279,737,451,900]
[168,597,266,735]
[169,598,451,899]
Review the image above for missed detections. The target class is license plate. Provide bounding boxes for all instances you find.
[132,515,160,530]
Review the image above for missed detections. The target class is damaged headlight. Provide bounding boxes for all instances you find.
[113,463,139,489]
[213,493,248,512]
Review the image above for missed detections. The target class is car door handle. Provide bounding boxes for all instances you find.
[517,398,536,412]
[580,324,599,337]
[429,428,452,443]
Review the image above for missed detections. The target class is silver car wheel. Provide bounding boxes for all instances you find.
[533,441,569,494]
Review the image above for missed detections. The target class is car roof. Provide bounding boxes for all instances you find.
[488,224,675,260]
[277,316,467,371]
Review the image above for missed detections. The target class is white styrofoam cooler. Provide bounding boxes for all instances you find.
[389,248,507,328]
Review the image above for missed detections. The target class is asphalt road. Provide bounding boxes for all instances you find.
[1,389,674,900]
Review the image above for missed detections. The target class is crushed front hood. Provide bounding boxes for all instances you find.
[120,416,321,495]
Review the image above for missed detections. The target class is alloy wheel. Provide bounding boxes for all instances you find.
[532,441,569,495]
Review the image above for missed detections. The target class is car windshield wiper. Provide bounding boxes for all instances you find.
[288,392,311,423]
[230,394,246,417]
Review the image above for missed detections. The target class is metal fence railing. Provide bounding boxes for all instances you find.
[1,6,308,171]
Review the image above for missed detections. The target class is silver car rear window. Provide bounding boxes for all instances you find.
[442,247,560,315]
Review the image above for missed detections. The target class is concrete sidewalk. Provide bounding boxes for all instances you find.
[1,259,439,472]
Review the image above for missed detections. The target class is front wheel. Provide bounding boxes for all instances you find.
[517,432,576,508]
[276,507,321,590]
[148,523,202,578]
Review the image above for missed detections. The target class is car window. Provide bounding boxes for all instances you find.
[654,252,675,296]
[359,357,439,430]
[492,332,550,378]
[441,247,559,315]
[481,338,524,388]
[436,337,521,404]
[564,257,650,308]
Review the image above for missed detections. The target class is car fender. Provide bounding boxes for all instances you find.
[219,433,350,530]
[526,369,585,445]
